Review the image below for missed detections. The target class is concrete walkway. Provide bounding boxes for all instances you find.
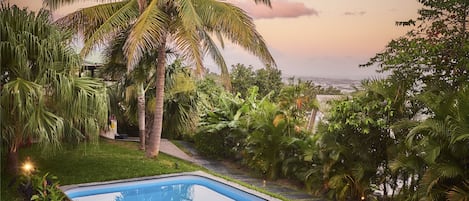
[159,139,196,162]
[119,137,323,201]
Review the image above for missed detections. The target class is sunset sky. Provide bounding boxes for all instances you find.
[7,0,422,79]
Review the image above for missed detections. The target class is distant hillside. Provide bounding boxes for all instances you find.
[282,76,362,94]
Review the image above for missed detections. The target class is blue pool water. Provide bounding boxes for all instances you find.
[64,175,267,201]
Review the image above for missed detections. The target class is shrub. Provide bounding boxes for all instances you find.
[193,129,233,158]
[14,171,68,201]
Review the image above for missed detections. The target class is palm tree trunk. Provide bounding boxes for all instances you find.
[146,39,167,158]
[137,83,146,150]
[136,0,147,151]
[6,146,19,175]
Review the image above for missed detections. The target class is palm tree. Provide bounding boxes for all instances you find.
[100,30,158,150]
[102,31,198,145]
[47,0,276,157]
[0,5,108,174]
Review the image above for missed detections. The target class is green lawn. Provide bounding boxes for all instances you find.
[1,139,199,200]
[1,139,286,200]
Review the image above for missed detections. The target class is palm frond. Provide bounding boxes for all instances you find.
[26,105,65,149]
[199,30,232,89]
[125,0,167,70]
[447,181,469,201]
[435,162,464,179]
[55,1,131,38]
[54,1,138,59]
[389,154,423,172]
[44,0,116,10]
[253,0,271,7]
[80,0,139,57]
[407,119,442,146]
[172,14,203,76]
[1,5,109,155]
[196,0,276,67]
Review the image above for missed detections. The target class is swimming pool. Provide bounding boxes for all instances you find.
[61,171,279,201]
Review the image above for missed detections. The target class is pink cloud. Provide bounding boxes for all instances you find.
[234,0,318,19]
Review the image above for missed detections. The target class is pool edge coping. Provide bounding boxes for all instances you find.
[60,171,281,201]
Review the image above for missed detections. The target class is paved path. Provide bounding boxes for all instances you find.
[119,137,323,201]
[159,139,196,162]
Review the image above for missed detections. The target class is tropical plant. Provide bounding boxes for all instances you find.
[360,1,469,200]
[243,98,304,180]
[278,79,319,129]
[195,72,225,109]
[307,79,412,200]
[99,29,157,150]
[194,90,247,158]
[162,60,199,139]
[0,5,108,175]
[14,170,67,201]
[48,0,276,158]
[400,86,469,200]
[30,173,67,201]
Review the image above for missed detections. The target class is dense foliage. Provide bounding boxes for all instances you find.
[1,5,108,175]
[196,1,469,200]
[195,81,318,180]
[230,63,283,98]
[162,60,200,139]
[311,80,411,200]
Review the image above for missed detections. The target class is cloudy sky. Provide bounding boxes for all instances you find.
[7,0,421,79]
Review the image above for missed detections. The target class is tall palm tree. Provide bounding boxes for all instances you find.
[47,0,276,157]
[0,5,108,174]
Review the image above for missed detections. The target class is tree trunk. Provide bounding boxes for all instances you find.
[146,39,167,158]
[6,147,19,175]
[135,0,147,150]
[137,83,146,150]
